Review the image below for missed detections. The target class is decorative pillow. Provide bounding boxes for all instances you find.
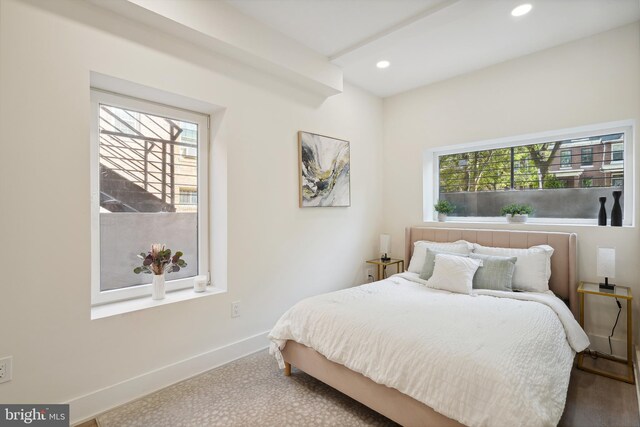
[472,244,554,292]
[426,254,482,294]
[469,253,517,291]
[407,240,473,273]
[419,248,469,281]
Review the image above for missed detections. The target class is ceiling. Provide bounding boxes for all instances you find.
[226,0,640,98]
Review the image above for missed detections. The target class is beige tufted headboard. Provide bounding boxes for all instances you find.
[405,227,578,318]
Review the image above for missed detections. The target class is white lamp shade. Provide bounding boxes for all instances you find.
[380,234,391,254]
[597,247,616,278]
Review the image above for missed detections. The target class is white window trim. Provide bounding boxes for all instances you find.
[611,142,624,163]
[90,89,210,306]
[423,120,635,226]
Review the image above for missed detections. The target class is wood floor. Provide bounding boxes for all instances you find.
[560,358,639,427]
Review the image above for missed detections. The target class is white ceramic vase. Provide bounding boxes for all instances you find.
[506,214,528,223]
[152,274,166,300]
[437,213,447,222]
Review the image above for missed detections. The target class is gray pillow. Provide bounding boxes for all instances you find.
[420,248,468,281]
[469,253,517,291]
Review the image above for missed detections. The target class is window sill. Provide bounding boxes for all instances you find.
[423,219,634,228]
[91,286,226,320]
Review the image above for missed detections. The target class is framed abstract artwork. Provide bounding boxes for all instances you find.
[298,131,351,207]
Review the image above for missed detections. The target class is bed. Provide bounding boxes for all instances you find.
[269,227,588,427]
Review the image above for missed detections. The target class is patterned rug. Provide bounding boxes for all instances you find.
[97,349,639,427]
[97,350,397,427]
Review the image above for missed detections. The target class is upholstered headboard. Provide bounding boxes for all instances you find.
[405,227,578,318]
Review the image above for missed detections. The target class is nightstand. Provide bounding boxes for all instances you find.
[577,281,634,384]
[366,259,404,281]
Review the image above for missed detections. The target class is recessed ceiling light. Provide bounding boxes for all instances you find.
[511,3,532,17]
[376,60,390,69]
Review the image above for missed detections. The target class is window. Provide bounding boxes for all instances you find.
[112,107,140,133]
[581,147,593,166]
[427,122,633,224]
[179,187,198,205]
[90,89,209,305]
[612,142,624,162]
[180,122,198,158]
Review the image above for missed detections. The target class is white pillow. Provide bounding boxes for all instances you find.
[472,244,554,292]
[407,240,472,273]
[426,253,482,294]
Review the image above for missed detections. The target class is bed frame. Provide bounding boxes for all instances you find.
[282,227,578,426]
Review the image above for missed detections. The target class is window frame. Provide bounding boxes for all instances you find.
[179,187,198,205]
[612,142,624,163]
[560,150,572,168]
[423,120,634,225]
[90,89,210,306]
[580,147,593,166]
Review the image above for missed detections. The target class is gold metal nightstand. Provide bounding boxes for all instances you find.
[366,259,404,281]
[577,281,634,384]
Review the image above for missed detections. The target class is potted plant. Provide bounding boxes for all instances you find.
[500,204,534,223]
[134,243,187,300]
[434,200,456,222]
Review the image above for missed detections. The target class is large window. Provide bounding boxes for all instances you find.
[427,122,633,224]
[90,90,209,305]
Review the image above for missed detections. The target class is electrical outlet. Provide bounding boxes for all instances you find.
[0,356,12,384]
[366,268,375,283]
[231,301,240,318]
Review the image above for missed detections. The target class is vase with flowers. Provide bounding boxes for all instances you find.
[134,243,187,300]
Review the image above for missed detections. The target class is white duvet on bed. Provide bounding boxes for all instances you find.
[269,272,589,427]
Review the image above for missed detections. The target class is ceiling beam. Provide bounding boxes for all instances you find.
[328,0,460,61]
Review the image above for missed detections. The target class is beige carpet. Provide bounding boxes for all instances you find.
[98,350,639,427]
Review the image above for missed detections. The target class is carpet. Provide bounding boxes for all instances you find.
[97,350,639,427]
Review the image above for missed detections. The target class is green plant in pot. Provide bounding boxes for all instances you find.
[500,203,534,223]
[434,200,456,222]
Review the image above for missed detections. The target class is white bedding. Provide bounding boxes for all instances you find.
[269,272,589,427]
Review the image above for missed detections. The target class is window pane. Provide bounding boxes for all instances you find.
[437,132,625,219]
[581,148,593,165]
[98,104,199,292]
[612,143,623,162]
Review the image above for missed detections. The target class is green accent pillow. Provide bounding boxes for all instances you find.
[469,253,517,291]
[419,248,468,281]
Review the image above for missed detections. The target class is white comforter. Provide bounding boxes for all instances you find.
[269,272,589,427]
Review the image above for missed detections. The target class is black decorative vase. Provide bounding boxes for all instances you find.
[611,190,622,227]
[598,197,607,226]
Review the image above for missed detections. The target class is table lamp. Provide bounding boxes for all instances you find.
[597,247,616,292]
[380,234,391,262]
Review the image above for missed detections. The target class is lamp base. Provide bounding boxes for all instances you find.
[599,282,615,293]
[380,253,391,262]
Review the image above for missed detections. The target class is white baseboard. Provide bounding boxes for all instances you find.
[67,330,271,425]
[586,333,627,359]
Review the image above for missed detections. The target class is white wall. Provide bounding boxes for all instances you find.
[382,23,640,352]
[0,0,382,419]
[2,0,638,419]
